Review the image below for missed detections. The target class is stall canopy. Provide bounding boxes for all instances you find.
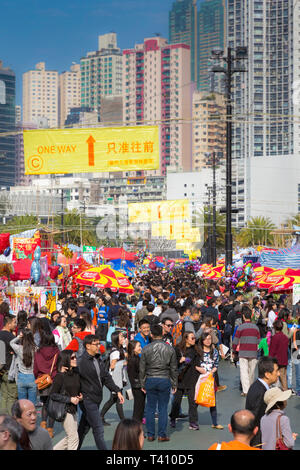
[101,248,137,261]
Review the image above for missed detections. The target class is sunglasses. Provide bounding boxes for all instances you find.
[71,355,77,360]
[165,324,174,328]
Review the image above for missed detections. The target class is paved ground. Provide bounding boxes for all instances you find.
[45,359,300,451]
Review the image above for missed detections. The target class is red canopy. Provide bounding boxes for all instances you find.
[101,248,137,261]
[10,259,32,281]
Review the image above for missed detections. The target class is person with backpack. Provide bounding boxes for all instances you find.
[51,350,82,450]
[65,318,98,364]
[0,314,18,415]
[100,331,127,426]
[182,307,204,341]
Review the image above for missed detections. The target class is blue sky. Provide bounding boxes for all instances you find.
[1,0,175,105]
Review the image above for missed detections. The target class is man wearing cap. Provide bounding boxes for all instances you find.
[260,387,297,450]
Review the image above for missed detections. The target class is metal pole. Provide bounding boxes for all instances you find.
[207,188,212,264]
[61,189,64,244]
[212,151,217,266]
[225,47,233,268]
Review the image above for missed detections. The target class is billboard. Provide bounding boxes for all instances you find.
[24,126,159,175]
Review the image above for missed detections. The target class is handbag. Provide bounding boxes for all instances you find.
[47,382,67,423]
[275,415,292,451]
[35,353,58,391]
[195,372,216,408]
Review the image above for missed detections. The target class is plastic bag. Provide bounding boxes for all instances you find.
[195,372,216,408]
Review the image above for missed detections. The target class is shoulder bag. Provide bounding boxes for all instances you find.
[35,353,58,391]
[275,415,292,451]
[47,381,67,422]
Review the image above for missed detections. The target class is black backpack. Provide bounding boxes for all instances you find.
[75,337,85,365]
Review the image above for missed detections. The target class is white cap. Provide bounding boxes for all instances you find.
[197,299,205,305]
[214,290,220,297]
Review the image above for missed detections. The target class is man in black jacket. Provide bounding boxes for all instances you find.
[140,324,178,442]
[77,335,124,450]
[245,356,279,447]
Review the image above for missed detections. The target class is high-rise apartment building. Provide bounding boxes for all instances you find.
[59,64,81,127]
[123,37,192,175]
[227,0,296,225]
[22,62,59,128]
[198,0,226,91]
[169,0,198,83]
[0,60,16,187]
[169,0,226,91]
[80,33,122,119]
[192,91,226,171]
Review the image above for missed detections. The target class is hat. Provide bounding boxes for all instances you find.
[264,387,292,413]
[214,290,220,297]
[197,299,204,306]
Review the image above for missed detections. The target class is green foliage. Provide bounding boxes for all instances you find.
[0,214,40,234]
[236,216,276,247]
[53,209,97,246]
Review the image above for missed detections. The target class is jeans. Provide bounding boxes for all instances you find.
[17,372,37,405]
[77,399,106,450]
[145,377,171,438]
[295,362,300,394]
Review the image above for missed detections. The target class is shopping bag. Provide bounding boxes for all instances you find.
[195,372,216,408]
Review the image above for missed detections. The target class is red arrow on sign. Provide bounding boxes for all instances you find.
[86,135,96,166]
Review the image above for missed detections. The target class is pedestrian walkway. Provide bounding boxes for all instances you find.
[49,359,300,450]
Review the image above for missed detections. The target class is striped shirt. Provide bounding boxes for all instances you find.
[232,322,260,359]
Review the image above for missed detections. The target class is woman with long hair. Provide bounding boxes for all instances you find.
[16,310,28,335]
[27,316,44,347]
[10,328,37,405]
[195,331,223,430]
[100,331,127,425]
[112,418,144,450]
[52,316,72,351]
[169,332,201,430]
[127,340,145,423]
[79,310,95,335]
[52,350,82,450]
[33,331,60,438]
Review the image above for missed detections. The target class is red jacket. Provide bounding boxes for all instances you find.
[269,331,289,366]
[33,345,60,379]
[65,331,106,355]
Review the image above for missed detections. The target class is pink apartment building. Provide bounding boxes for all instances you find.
[123,37,193,175]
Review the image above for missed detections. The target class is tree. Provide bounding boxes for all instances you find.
[0,214,40,234]
[53,209,97,246]
[236,216,276,247]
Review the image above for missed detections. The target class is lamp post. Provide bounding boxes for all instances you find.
[209,46,247,268]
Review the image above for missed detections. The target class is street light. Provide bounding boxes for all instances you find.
[210,46,247,268]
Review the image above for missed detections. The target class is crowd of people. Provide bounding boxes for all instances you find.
[0,266,299,450]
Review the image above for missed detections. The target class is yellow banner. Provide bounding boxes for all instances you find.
[23,126,159,174]
[128,200,190,224]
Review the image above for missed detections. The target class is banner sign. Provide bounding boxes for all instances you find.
[128,200,190,224]
[12,237,41,261]
[24,126,159,175]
